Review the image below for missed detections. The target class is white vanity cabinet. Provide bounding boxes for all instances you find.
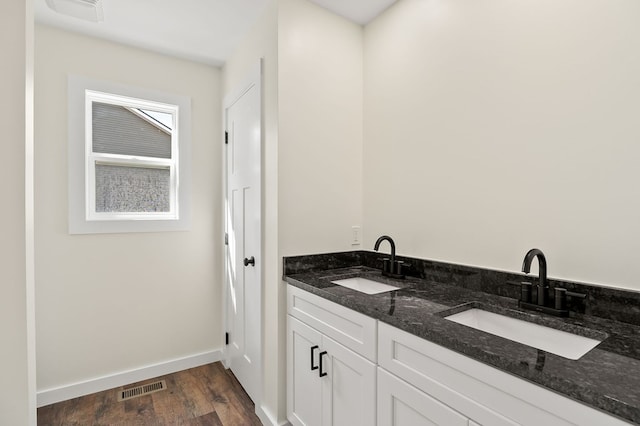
[287,285,632,426]
[377,322,631,426]
[287,286,377,426]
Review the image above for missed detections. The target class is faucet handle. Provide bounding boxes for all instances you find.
[520,282,532,303]
[566,290,586,300]
[565,290,587,313]
[554,287,567,310]
[382,258,391,273]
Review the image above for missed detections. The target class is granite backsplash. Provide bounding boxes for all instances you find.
[283,250,640,326]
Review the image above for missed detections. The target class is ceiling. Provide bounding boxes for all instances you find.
[34,0,398,67]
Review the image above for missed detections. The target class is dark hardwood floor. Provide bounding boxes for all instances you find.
[37,362,262,425]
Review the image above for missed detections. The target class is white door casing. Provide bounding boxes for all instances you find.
[224,62,262,405]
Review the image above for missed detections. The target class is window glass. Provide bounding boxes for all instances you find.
[95,164,171,213]
[92,102,173,158]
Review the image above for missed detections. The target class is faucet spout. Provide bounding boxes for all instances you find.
[374,235,396,266]
[374,235,406,278]
[522,248,548,305]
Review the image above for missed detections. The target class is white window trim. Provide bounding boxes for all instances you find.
[68,75,192,234]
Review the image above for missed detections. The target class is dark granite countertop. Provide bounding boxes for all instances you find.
[284,252,640,425]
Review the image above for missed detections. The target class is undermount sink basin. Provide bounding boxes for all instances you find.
[445,308,603,360]
[330,277,400,295]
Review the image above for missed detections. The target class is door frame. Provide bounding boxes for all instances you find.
[222,60,263,409]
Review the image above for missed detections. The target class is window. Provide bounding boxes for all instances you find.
[87,92,178,220]
[68,76,191,234]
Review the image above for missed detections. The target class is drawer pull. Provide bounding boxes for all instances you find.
[319,351,328,377]
[310,345,319,371]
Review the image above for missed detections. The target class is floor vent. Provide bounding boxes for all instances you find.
[117,380,167,401]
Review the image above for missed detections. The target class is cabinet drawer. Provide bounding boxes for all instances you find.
[288,285,377,362]
[378,367,468,426]
[378,322,630,426]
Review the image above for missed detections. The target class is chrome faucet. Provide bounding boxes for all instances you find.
[522,248,548,306]
[374,235,405,278]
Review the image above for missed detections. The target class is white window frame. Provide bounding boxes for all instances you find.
[68,75,191,234]
[85,91,179,221]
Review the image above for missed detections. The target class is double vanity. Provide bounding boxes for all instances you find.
[284,245,640,425]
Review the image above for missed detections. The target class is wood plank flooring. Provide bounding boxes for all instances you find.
[37,362,262,426]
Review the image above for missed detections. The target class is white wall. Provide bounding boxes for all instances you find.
[278,0,364,256]
[0,0,36,424]
[278,0,363,418]
[35,25,222,395]
[364,0,640,290]
[222,1,281,423]
[222,0,363,422]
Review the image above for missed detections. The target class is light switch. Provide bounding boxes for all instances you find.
[351,225,361,245]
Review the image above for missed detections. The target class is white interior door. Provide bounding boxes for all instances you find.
[225,64,261,405]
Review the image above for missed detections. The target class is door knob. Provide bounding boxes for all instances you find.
[243,256,255,267]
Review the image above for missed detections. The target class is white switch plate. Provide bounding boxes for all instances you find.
[351,225,361,245]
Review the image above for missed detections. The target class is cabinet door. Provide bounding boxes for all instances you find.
[288,316,323,426]
[321,335,376,426]
[377,368,468,426]
[288,285,378,361]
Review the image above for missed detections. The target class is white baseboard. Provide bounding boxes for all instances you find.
[256,404,290,426]
[37,349,222,408]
